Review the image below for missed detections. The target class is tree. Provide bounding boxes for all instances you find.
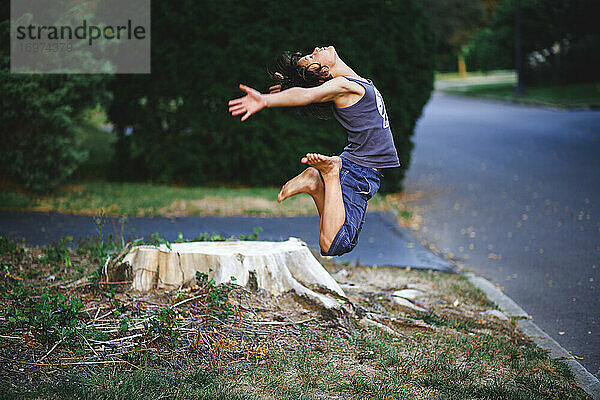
[422,0,485,72]
[0,20,111,192]
[466,0,600,85]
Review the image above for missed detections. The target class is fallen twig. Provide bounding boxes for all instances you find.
[251,318,316,326]
[37,338,64,363]
[172,294,204,308]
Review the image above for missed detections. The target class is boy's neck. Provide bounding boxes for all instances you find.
[330,58,359,79]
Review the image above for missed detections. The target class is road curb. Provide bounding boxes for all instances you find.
[465,272,600,399]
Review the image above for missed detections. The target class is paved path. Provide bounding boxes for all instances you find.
[0,210,453,272]
[404,93,600,375]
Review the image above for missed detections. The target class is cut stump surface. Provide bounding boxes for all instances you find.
[123,238,346,309]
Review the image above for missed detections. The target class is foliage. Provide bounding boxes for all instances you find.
[422,0,485,71]
[0,20,112,193]
[136,227,263,249]
[3,287,87,346]
[186,226,263,242]
[0,235,20,256]
[466,0,600,85]
[76,210,127,263]
[465,27,512,72]
[144,231,173,250]
[40,237,72,268]
[145,305,181,347]
[108,0,434,193]
[195,270,236,320]
[1,262,28,300]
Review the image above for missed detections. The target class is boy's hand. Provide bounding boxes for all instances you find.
[228,84,267,122]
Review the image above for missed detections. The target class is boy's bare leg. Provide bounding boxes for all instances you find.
[302,153,344,253]
[278,167,325,216]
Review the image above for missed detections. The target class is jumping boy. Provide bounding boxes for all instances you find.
[228,46,400,257]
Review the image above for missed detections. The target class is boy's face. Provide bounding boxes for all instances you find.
[297,46,337,71]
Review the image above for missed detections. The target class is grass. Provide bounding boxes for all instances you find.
[236,319,586,399]
[436,71,600,108]
[0,181,388,217]
[435,70,515,81]
[0,236,592,400]
[444,81,600,108]
[2,369,256,400]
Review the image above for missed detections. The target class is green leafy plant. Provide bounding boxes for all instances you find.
[1,263,28,300]
[40,237,72,269]
[3,289,87,346]
[119,315,132,333]
[238,226,263,241]
[151,227,263,245]
[145,305,180,347]
[0,236,19,256]
[195,271,236,320]
[150,232,172,250]
[190,233,225,242]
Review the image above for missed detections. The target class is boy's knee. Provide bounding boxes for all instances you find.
[319,235,332,254]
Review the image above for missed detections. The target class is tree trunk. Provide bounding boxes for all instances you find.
[122,238,346,309]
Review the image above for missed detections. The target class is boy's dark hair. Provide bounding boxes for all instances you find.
[270,51,333,120]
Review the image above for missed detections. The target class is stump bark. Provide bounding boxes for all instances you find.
[122,238,346,309]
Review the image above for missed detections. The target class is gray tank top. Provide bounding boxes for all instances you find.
[333,76,401,169]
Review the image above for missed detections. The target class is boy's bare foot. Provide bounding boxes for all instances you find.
[301,153,342,178]
[278,167,321,203]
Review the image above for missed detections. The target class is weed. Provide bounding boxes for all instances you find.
[91,208,109,263]
[146,231,173,250]
[0,235,19,255]
[238,226,263,241]
[189,226,263,243]
[190,232,226,242]
[195,270,236,320]
[413,312,474,332]
[1,263,28,299]
[40,237,72,269]
[145,305,180,347]
[397,209,413,220]
[3,289,87,346]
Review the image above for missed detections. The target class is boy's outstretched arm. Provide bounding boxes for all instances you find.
[228,78,349,122]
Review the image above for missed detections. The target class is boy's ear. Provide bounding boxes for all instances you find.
[320,65,330,78]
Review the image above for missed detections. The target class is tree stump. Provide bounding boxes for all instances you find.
[122,238,346,309]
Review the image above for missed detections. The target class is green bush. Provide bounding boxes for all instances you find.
[108,0,435,192]
[0,21,111,193]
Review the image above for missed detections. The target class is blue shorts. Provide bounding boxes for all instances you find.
[320,156,382,257]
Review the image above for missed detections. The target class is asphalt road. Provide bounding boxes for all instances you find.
[404,93,600,376]
[0,210,453,272]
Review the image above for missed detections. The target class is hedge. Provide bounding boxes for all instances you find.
[108,0,435,193]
